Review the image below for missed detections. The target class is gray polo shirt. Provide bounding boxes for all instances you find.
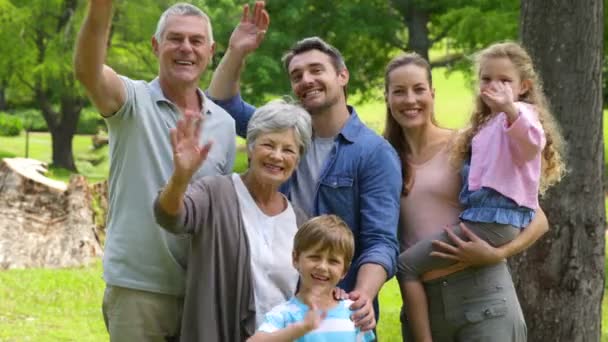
[103,76,236,296]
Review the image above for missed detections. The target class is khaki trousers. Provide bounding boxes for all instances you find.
[102,285,183,342]
[401,262,527,342]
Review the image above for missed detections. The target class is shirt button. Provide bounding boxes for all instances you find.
[442,281,448,287]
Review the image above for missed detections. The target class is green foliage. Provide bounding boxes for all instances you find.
[221,0,403,103]
[77,108,107,135]
[0,112,23,136]
[11,107,107,134]
[13,108,47,131]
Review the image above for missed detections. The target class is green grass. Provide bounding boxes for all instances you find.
[0,69,606,340]
[0,132,109,183]
[0,262,106,341]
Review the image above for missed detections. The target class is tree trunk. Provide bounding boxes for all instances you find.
[391,0,431,61]
[510,1,605,341]
[41,94,82,172]
[50,127,77,171]
[403,5,430,61]
[0,84,6,111]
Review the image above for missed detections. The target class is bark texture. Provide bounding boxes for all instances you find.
[510,1,605,341]
[0,158,103,269]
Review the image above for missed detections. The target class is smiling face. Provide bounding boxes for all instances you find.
[478,57,529,101]
[293,245,347,293]
[287,50,348,115]
[386,64,435,130]
[247,129,300,188]
[152,14,215,88]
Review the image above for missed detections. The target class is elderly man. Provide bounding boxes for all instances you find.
[74,1,235,340]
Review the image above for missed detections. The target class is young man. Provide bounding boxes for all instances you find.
[249,215,376,341]
[74,1,236,340]
[207,2,401,331]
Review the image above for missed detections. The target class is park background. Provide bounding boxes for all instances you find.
[0,0,605,341]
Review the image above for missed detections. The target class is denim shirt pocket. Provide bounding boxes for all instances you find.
[318,175,355,226]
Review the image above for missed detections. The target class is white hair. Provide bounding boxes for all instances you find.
[246,99,312,156]
[154,3,214,43]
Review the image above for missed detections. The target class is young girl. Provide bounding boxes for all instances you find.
[397,41,565,341]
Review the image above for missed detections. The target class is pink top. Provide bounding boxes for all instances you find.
[399,138,462,250]
[468,102,545,209]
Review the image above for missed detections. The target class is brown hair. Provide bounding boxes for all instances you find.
[383,53,437,195]
[281,37,348,99]
[293,215,355,268]
[452,41,566,194]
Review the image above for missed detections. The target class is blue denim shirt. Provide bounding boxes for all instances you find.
[209,93,402,307]
[460,158,534,228]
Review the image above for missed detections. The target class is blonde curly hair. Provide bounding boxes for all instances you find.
[452,41,566,195]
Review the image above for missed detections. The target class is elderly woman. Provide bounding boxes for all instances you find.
[154,99,312,341]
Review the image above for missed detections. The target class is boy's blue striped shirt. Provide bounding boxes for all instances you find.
[258,297,375,342]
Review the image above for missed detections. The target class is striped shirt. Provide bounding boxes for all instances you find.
[258,297,375,341]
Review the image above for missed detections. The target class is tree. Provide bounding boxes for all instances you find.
[509,1,605,341]
[389,0,519,65]
[0,0,173,170]
[0,0,88,170]
[221,0,402,102]
[212,0,523,102]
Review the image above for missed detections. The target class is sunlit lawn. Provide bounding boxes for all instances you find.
[0,68,606,340]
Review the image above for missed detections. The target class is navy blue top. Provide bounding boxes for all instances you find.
[459,158,534,228]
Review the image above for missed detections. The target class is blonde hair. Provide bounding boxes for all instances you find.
[293,215,355,268]
[452,41,566,195]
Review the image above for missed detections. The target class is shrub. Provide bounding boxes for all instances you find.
[12,108,108,135]
[0,112,23,136]
[77,107,107,135]
[13,109,47,132]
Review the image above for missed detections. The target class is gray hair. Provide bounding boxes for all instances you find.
[246,99,312,157]
[154,3,214,43]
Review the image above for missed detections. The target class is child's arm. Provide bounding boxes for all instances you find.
[481,82,545,160]
[248,306,326,342]
[247,324,309,342]
[503,102,546,161]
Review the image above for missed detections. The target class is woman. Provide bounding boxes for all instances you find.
[384,53,549,341]
[154,99,312,341]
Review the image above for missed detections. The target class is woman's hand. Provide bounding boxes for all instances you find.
[170,112,213,185]
[430,223,505,267]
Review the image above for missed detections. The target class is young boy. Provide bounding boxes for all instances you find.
[248,215,376,342]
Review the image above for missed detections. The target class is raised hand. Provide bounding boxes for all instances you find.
[169,111,213,185]
[228,1,270,55]
[481,81,516,113]
[300,302,326,333]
